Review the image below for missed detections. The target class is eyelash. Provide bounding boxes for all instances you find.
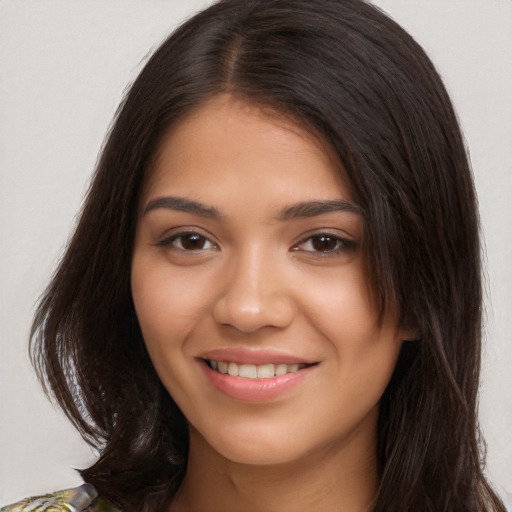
[292,233,357,256]
[156,230,357,257]
[156,231,218,252]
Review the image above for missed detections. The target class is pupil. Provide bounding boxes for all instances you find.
[182,234,204,250]
[312,236,337,252]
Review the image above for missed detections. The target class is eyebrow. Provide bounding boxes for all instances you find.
[144,196,221,218]
[143,195,361,220]
[277,199,362,220]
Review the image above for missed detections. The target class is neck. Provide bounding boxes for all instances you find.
[170,425,378,512]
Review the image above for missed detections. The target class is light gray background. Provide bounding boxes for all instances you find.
[1,0,511,505]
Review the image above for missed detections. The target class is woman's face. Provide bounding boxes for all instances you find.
[131,95,407,466]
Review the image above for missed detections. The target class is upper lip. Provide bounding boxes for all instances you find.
[199,347,316,365]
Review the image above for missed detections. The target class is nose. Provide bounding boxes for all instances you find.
[212,249,297,333]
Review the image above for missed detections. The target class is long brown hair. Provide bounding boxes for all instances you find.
[30,0,505,510]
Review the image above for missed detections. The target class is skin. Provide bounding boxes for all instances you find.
[131,94,410,512]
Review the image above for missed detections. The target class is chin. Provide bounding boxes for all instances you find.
[198,424,317,467]
[217,443,303,466]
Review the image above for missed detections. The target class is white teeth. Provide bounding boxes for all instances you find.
[275,364,287,376]
[228,362,238,376]
[217,361,228,374]
[257,363,275,378]
[239,364,258,378]
[208,360,307,379]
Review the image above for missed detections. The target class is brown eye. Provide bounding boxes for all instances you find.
[157,232,217,251]
[293,233,356,255]
[180,234,209,250]
[310,235,339,252]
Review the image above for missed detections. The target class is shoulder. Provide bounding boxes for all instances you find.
[1,484,121,512]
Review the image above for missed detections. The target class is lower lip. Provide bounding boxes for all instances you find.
[201,361,316,402]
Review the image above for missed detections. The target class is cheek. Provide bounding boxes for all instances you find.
[298,262,377,341]
[298,265,401,389]
[131,252,211,342]
[130,253,206,398]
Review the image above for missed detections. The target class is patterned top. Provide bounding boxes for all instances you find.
[1,484,120,512]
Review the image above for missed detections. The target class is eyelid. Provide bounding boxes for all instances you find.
[155,226,219,251]
[291,229,358,255]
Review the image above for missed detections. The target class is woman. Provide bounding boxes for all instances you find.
[1,0,507,510]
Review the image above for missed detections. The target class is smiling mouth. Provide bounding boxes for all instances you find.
[204,359,315,379]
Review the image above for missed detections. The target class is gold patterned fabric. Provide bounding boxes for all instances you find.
[1,484,120,512]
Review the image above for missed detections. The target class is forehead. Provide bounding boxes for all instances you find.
[143,94,350,205]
